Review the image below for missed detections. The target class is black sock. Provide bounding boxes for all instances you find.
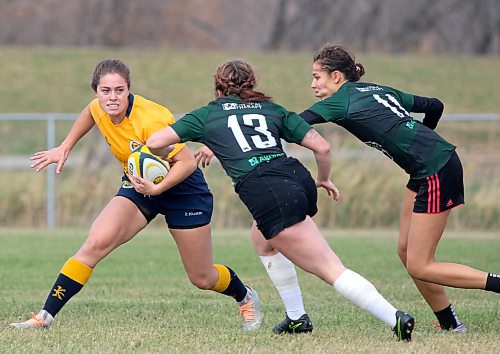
[434,304,461,330]
[212,264,248,302]
[43,273,85,317]
[42,258,93,317]
[485,273,500,293]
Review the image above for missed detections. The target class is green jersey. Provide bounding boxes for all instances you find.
[308,81,455,179]
[171,96,312,183]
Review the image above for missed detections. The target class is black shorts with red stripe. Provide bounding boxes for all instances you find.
[406,151,465,214]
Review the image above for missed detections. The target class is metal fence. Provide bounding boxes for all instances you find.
[1,113,499,228]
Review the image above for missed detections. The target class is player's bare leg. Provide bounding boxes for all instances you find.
[172,223,262,331]
[11,196,148,329]
[406,211,489,288]
[398,189,466,331]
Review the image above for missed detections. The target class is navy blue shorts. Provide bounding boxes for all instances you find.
[406,151,465,214]
[117,167,213,229]
[235,156,318,239]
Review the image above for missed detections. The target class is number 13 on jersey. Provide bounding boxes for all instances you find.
[227,114,277,152]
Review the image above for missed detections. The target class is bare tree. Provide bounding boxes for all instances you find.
[0,0,497,53]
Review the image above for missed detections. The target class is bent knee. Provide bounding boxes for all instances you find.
[77,234,116,258]
[396,246,407,265]
[406,261,428,280]
[188,273,216,290]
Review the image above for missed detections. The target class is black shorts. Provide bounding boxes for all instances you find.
[235,156,318,239]
[406,151,465,214]
[117,167,213,229]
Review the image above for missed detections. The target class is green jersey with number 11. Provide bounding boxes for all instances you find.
[308,81,455,179]
[171,96,311,183]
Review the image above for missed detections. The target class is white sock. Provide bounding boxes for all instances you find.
[37,309,54,325]
[260,253,306,320]
[333,269,397,327]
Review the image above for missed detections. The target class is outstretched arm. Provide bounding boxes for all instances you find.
[30,105,95,173]
[300,129,340,201]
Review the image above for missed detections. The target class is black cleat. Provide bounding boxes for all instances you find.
[272,313,313,334]
[393,310,415,341]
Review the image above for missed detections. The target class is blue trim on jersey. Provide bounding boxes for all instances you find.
[125,93,135,117]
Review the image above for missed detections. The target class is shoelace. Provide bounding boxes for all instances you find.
[431,320,441,329]
[239,300,255,322]
[27,312,46,326]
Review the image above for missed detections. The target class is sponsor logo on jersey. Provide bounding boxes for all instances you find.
[355,85,384,92]
[248,153,285,167]
[222,102,262,110]
[129,140,142,151]
[365,141,394,160]
[406,120,416,129]
[122,180,134,188]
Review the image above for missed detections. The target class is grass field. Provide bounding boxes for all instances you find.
[1,228,498,353]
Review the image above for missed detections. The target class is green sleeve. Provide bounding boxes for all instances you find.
[307,88,349,122]
[282,111,312,144]
[170,107,208,143]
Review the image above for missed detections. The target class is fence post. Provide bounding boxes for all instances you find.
[47,116,56,228]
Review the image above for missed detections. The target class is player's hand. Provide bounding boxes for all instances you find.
[316,179,340,201]
[30,146,69,173]
[128,174,162,196]
[194,146,215,168]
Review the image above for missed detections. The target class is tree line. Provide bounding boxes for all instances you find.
[0,0,498,54]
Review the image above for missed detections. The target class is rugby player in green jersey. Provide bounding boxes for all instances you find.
[148,59,416,341]
[194,47,500,335]
[291,44,500,332]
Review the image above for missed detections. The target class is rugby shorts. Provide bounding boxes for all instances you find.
[117,167,213,229]
[235,156,318,239]
[406,151,465,213]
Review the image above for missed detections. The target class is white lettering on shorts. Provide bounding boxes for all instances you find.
[184,211,203,216]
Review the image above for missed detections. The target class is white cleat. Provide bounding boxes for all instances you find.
[238,287,263,331]
[10,311,52,330]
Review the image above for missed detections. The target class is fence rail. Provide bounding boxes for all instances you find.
[1,113,498,228]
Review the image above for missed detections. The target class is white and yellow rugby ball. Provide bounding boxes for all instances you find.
[127,145,170,185]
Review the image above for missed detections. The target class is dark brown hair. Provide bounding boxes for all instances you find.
[91,59,130,92]
[313,44,365,82]
[214,59,272,102]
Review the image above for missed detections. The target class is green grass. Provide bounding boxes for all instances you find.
[1,228,498,353]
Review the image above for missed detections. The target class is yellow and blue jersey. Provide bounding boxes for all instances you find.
[89,94,185,174]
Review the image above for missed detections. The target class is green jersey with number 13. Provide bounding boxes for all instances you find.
[171,96,311,183]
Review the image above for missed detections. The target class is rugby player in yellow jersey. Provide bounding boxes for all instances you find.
[10,59,262,332]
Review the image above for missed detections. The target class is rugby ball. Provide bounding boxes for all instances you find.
[127,145,170,184]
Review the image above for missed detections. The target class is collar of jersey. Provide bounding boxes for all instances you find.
[125,93,135,117]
